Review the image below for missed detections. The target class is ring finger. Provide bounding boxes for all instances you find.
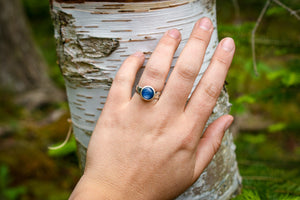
[132,29,181,103]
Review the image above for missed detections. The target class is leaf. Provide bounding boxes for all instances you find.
[48,136,77,157]
[234,189,261,200]
[267,69,286,81]
[243,134,266,144]
[236,95,256,104]
[282,72,300,87]
[266,6,285,17]
[268,123,287,133]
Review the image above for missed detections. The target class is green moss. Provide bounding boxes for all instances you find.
[0,0,297,199]
[234,132,300,199]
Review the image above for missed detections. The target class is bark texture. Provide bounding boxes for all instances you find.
[50,0,242,199]
[0,0,64,108]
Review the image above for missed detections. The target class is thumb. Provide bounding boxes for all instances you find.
[192,114,234,181]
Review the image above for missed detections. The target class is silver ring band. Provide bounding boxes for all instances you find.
[136,85,161,101]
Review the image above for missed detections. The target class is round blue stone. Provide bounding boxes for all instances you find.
[141,86,155,100]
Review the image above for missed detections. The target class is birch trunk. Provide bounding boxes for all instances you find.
[50,0,242,199]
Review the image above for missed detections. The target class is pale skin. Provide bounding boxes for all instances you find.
[70,18,235,200]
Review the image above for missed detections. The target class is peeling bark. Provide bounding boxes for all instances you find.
[50,0,242,199]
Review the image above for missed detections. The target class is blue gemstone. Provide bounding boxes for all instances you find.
[141,86,155,100]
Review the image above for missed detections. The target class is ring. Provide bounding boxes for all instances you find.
[136,85,161,101]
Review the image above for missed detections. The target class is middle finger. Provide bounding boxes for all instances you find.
[159,17,214,111]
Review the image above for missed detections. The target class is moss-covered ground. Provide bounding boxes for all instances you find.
[0,0,299,199]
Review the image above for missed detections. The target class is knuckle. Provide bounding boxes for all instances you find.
[160,36,178,47]
[145,65,164,80]
[114,73,128,84]
[210,139,222,154]
[204,83,221,100]
[190,35,209,47]
[125,54,139,64]
[153,37,178,56]
[176,64,197,81]
[213,55,228,66]
[180,131,196,150]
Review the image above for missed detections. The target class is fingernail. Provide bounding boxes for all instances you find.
[224,116,234,131]
[167,29,181,39]
[198,17,212,31]
[133,51,144,57]
[221,38,235,52]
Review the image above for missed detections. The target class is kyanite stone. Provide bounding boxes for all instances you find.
[141,86,154,100]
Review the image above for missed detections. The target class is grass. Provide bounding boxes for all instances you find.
[233,132,300,199]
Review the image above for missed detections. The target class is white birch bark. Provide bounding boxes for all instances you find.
[50,0,242,199]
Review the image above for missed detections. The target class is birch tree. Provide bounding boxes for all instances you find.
[50,0,242,199]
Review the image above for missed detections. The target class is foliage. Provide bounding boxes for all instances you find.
[217,0,300,133]
[217,0,300,199]
[234,189,261,200]
[48,136,77,157]
[0,0,297,199]
[268,122,287,133]
[0,165,26,200]
[233,132,300,199]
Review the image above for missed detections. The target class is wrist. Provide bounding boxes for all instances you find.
[69,174,146,200]
[69,174,122,200]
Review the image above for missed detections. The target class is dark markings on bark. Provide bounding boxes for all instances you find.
[118,9,135,12]
[76,98,86,102]
[102,19,132,22]
[50,0,190,11]
[52,0,168,3]
[76,107,85,110]
[73,102,82,106]
[91,11,110,14]
[84,113,96,117]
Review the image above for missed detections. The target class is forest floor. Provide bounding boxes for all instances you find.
[0,0,299,199]
[0,95,299,200]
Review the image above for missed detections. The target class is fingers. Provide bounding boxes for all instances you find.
[159,17,214,110]
[132,29,181,102]
[107,52,145,105]
[185,37,235,127]
[192,115,233,181]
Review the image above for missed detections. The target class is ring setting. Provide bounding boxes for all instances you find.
[136,85,161,101]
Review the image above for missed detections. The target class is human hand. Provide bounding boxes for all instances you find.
[70,17,235,200]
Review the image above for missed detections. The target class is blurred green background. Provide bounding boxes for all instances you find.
[0,0,299,199]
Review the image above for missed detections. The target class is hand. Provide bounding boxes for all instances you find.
[70,17,235,200]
